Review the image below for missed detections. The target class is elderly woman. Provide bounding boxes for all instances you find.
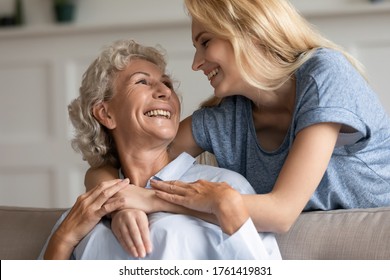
[39,39,280,260]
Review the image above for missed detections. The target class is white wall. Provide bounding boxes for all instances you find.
[0,0,189,26]
[0,0,389,208]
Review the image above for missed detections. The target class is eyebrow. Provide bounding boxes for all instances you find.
[128,71,150,79]
[126,71,170,82]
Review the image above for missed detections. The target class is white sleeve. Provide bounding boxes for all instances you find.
[219,218,282,260]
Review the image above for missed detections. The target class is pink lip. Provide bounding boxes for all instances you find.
[203,64,219,75]
[204,68,215,76]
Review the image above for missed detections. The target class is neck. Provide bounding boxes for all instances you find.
[247,76,296,113]
[119,148,172,187]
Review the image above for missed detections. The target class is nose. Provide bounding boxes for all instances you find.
[192,50,204,71]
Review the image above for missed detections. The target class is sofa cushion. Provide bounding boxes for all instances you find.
[276,207,390,259]
[0,206,66,260]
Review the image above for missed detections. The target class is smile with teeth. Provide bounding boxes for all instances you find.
[145,109,171,119]
[207,68,219,80]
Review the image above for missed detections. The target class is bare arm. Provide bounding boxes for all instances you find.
[152,122,341,234]
[85,165,119,192]
[243,122,341,233]
[84,116,201,192]
[83,166,218,258]
[152,179,249,235]
[43,179,128,259]
[169,116,204,158]
[85,166,215,220]
[83,115,208,216]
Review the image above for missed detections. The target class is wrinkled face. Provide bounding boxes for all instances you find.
[191,20,245,97]
[106,58,181,148]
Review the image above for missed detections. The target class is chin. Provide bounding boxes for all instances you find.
[157,130,177,140]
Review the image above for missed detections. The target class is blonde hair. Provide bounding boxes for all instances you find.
[185,0,365,105]
[68,39,168,168]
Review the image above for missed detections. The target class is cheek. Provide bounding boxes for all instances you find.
[114,102,139,125]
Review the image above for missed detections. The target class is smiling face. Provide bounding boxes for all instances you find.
[103,58,181,150]
[191,20,248,98]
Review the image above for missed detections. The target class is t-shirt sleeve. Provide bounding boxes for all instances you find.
[294,52,371,147]
[192,98,240,154]
[192,107,213,152]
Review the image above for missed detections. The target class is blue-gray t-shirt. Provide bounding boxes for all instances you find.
[192,48,390,210]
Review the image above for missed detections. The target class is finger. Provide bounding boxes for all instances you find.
[150,180,187,195]
[116,223,139,258]
[137,215,152,255]
[73,178,121,203]
[88,179,124,195]
[154,190,187,206]
[97,197,126,217]
[79,179,125,207]
[128,219,147,258]
[92,179,129,208]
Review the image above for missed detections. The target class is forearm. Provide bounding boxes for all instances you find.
[153,196,218,224]
[157,193,248,235]
[43,232,75,260]
[242,193,301,233]
[247,123,340,233]
[151,179,252,234]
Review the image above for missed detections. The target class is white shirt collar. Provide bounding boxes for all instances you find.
[119,152,196,188]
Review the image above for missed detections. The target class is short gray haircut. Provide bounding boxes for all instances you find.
[68,39,168,168]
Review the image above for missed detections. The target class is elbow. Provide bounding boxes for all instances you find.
[267,196,302,234]
[264,214,298,234]
[274,222,293,234]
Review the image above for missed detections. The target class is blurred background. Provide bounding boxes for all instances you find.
[0,0,389,208]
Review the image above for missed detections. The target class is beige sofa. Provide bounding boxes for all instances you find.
[1,205,389,260]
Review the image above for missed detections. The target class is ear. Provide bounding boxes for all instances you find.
[92,102,116,129]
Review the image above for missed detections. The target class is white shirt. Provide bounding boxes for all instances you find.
[39,153,281,260]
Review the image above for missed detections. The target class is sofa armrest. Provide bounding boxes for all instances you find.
[276,207,390,259]
[0,206,66,260]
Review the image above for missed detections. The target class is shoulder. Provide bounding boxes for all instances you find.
[298,48,356,81]
[296,48,367,101]
[307,48,348,67]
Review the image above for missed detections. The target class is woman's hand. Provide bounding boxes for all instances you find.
[111,209,152,258]
[151,179,249,234]
[150,179,231,214]
[43,179,129,259]
[106,183,158,213]
[106,180,198,214]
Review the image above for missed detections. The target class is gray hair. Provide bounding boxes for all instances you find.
[68,39,168,168]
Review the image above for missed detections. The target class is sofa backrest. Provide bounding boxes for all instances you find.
[0,206,66,260]
[276,207,390,259]
[1,205,390,260]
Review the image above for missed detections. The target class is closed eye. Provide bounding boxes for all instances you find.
[135,78,148,85]
[201,39,210,47]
